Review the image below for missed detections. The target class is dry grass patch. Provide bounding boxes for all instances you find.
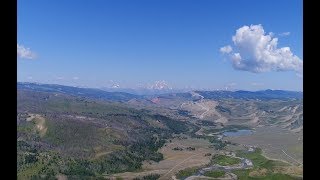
[248,168,268,177]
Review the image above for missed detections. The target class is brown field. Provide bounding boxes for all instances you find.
[224,126,303,166]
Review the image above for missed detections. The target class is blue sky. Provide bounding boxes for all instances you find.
[17,0,302,91]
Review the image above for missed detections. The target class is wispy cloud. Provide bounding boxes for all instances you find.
[220,24,302,74]
[17,44,37,59]
[279,32,290,36]
[220,45,233,54]
[73,77,79,80]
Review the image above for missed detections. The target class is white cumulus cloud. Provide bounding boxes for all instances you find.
[220,45,233,54]
[220,24,302,74]
[17,44,36,59]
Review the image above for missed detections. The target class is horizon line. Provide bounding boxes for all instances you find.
[17,81,303,93]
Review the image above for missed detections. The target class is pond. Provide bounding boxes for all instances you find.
[223,129,253,137]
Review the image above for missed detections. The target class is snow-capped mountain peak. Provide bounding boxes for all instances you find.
[148,80,172,90]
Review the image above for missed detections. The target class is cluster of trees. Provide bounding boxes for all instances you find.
[133,174,161,180]
[186,147,195,151]
[199,120,217,127]
[18,128,168,178]
[208,136,227,150]
[152,114,190,134]
[215,105,231,115]
[176,167,201,179]
[172,146,195,151]
[63,136,166,176]
[172,147,183,151]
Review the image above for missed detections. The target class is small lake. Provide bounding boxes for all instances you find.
[223,129,253,137]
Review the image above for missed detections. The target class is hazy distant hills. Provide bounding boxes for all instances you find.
[18,82,302,101]
[195,89,302,100]
[100,87,186,96]
[17,82,142,102]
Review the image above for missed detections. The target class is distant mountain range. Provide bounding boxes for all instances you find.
[17,82,142,102]
[100,80,184,95]
[194,89,302,100]
[99,87,186,95]
[17,82,302,101]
